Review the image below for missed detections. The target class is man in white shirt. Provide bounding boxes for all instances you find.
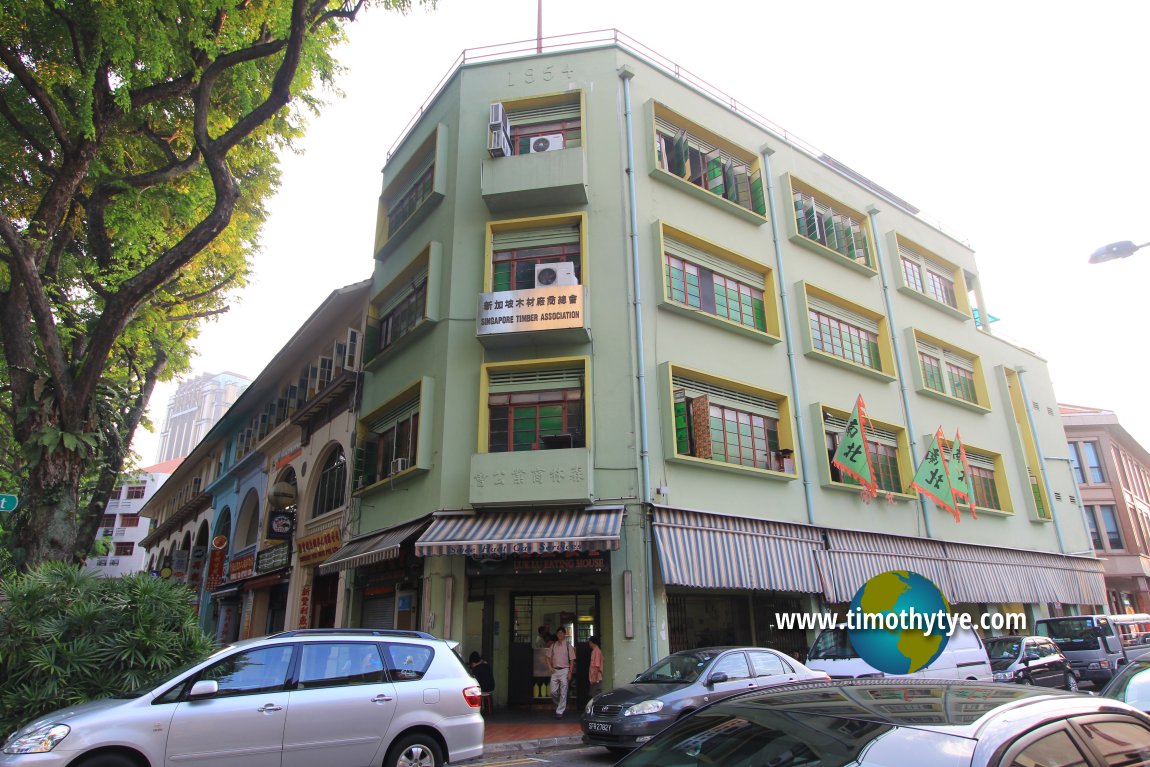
[546,627,576,718]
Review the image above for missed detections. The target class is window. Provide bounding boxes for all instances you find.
[1008,729,1088,767]
[111,486,123,499]
[381,642,433,682]
[671,373,792,474]
[711,652,752,681]
[485,364,586,453]
[807,295,882,371]
[1097,505,1124,549]
[915,335,981,405]
[297,643,385,689]
[1078,720,1150,765]
[652,106,766,216]
[313,448,347,516]
[967,453,1004,511]
[199,646,294,697]
[495,95,581,156]
[899,240,960,309]
[492,224,581,291]
[793,187,871,267]
[368,397,419,481]
[1070,441,1107,484]
[125,485,146,499]
[114,542,134,557]
[100,514,116,528]
[664,235,767,332]
[749,651,791,677]
[120,514,140,528]
[378,279,427,352]
[824,413,904,494]
[386,160,434,235]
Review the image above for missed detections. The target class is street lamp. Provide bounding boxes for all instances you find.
[1089,240,1150,264]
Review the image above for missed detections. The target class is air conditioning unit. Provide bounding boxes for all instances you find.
[489,102,508,131]
[534,262,577,288]
[390,458,410,475]
[528,133,565,153]
[487,128,511,159]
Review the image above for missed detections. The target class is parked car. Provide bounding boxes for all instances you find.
[1101,659,1150,712]
[0,629,484,767]
[1035,613,1150,687]
[987,634,1078,690]
[581,646,826,753]
[614,679,1150,767]
[805,623,993,681]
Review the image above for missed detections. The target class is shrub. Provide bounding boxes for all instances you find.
[0,562,215,733]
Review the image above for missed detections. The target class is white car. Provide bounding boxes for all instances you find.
[805,624,993,681]
[1,629,484,767]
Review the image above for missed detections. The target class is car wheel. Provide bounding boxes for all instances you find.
[1065,672,1080,692]
[1020,674,1034,686]
[76,754,139,767]
[384,734,443,767]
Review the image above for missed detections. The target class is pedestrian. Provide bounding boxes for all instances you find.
[546,627,576,718]
[468,651,495,694]
[588,635,604,699]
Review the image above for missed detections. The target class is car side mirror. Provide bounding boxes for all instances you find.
[707,672,729,686]
[188,680,219,700]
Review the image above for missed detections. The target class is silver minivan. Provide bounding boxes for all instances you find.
[0,629,484,767]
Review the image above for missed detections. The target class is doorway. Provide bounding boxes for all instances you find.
[509,593,599,706]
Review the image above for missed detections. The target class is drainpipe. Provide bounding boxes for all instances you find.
[760,146,814,526]
[866,206,933,539]
[1016,368,1067,553]
[619,66,659,665]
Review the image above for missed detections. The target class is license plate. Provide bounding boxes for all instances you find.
[587,722,613,733]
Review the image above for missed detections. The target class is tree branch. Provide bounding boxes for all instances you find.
[0,93,56,168]
[0,43,71,150]
[168,307,231,322]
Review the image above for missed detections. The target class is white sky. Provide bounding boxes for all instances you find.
[131,0,1150,463]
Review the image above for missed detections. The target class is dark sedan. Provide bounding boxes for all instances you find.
[581,646,826,753]
[616,679,1150,767]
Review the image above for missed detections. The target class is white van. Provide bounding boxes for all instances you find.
[805,624,993,681]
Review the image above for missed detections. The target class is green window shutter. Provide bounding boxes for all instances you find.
[705,151,725,197]
[493,262,512,292]
[364,323,380,361]
[354,441,379,489]
[749,168,766,215]
[672,129,690,178]
[673,390,692,455]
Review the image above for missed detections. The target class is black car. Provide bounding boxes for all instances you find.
[581,646,826,753]
[987,635,1078,690]
[616,679,1150,767]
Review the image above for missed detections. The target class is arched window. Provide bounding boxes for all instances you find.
[313,447,347,517]
[237,490,260,548]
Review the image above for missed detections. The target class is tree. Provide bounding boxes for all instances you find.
[0,0,419,569]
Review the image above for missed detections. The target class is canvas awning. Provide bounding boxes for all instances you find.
[414,506,623,556]
[317,516,431,575]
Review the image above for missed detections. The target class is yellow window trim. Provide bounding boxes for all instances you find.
[477,355,592,453]
[800,281,896,378]
[498,89,584,124]
[818,401,915,499]
[652,102,758,166]
[656,221,782,338]
[370,243,433,320]
[961,443,1014,515]
[894,233,973,316]
[359,378,423,433]
[788,174,869,226]
[483,211,589,292]
[910,329,991,411]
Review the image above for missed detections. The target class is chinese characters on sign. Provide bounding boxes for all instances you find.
[477,285,583,335]
[473,464,586,488]
[297,584,312,629]
[296,526,342,567]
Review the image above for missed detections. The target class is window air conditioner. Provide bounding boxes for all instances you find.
[534,262,577,288]
[528,134,565,153]
[487,128,511,159]
[489,102,508,130]
[390,458,410,475]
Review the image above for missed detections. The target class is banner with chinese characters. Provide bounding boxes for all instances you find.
[477,285,583,335]
[297,526,343,567]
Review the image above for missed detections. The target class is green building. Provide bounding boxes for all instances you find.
[334,33,1103,708]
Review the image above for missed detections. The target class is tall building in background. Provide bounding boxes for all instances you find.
[83,458,183,577]
[1060,404,1150,614]
[156,372,251,463]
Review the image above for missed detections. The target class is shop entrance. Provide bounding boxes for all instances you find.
[509,593,599,706]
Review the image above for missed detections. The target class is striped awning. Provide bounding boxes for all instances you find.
[817,529,953,604]
[317,516,431,575]
[651,506,823,593]
[945,542,1106,607]
[414,506,624,557]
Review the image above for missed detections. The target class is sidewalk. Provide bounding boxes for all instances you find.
[482,704,584,755]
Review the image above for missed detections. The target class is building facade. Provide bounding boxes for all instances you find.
[141,281,369,638]
[155,371,251,463]
[1061,404,1150,615]
[82,459,182,577]
[352,33,1104,709]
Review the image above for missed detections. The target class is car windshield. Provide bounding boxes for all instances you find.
[1102,661,1150,710]
[807,628,858,660]
[636,651,718,684]
[109,646,231,698]
[986,638,1022,660]
[1037,619,1100,648]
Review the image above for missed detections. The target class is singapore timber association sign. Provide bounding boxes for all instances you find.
[477,285,583,335]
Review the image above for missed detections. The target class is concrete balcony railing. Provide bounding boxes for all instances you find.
[480,146,588,212]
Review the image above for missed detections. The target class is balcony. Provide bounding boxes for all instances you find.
[481,146,588,212]
[470,447,593,506]
[476,285,590,348]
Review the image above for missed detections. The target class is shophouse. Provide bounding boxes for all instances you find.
[1061,404,1150,615]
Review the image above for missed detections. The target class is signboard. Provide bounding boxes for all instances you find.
[187,546,207,592]
[297,583,312,629]
[0,494,18,512]
[229,553,255,581]
[297,526,343,567]
[256,542,290,574]
[477,285,583,335]
[467,551,609,576]
[204,547,226,592]
[265,508,295,541]
[171,549,189,580]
